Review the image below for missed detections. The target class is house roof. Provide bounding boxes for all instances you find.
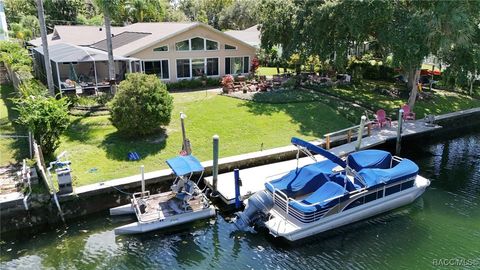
[90,31,151,51]
[32,43,130,63]
[28,22,257,57]
[225,25,261,48]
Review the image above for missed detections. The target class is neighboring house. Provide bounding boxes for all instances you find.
[29,22,257,92]
[224,25,261,49]
[0,1,8,40]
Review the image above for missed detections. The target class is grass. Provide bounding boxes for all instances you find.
[59,90,352,186]
[308,80,480,119]
[0,84,29,166]
[257,67,294,77]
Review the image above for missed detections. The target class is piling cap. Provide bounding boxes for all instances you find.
[180,112,187,119]
[361,115,367,121]
[213,134,219,139]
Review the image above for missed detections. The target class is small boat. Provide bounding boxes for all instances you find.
[234,137,430,242]
[111,155,215,235]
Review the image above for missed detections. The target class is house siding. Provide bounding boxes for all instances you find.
[130,25,257,82]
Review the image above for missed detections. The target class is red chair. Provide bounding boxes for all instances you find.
[374,109,392,128]
[402,104,416,120]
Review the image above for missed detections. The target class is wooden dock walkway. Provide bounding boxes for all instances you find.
[204,119,441,205]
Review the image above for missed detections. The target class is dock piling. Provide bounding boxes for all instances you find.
[212,135,219,196]
[234,169,241,209]
[355,116,367,151]
[141,165,145,198]
[396,109,404,155]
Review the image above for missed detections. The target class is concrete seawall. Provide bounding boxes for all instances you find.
[1,107,479,234]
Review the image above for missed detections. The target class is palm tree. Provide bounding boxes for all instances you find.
[94,0,118,93]
[125,0,148,22]
[35,0,55,95]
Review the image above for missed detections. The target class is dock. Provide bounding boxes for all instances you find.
[204,119,441,205]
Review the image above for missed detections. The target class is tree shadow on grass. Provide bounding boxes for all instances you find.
[1,84,29,164]
[63,117,100,143]
[99,128,168,161]
[239,96,351,138]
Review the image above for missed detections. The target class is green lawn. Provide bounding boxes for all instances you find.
[309,80,480,119]
[0,84,29,166]
[60,90,352,186]
[257,67,294,77]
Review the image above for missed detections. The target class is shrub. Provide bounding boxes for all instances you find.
[166,78,221,90]
[15,95,70,159]
[221,75,234,86]
[109,73,173,137]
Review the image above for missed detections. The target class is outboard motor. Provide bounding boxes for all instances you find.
[234,190,274,230]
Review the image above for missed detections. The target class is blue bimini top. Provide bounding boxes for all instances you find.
[347,150,392,172]
[358,158,419,188]
[265,159,337,197]
[166,155,204,176]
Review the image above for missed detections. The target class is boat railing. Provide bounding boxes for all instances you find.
[266,184,345,224]
[346,166,367,187]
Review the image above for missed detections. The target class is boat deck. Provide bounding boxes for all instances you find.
[137,192,207,223]
[205,119,440,205]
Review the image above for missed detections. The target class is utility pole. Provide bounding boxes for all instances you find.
[36,0,55,95]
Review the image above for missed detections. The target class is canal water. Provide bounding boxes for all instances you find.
[1,127,479,270]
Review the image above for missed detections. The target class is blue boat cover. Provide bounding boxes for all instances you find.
[265,160,337,197]
[358,158,419,188]
[289,182,348,213]
[347,150,392,172]
[166,155,204,176]
[291,137,346,168]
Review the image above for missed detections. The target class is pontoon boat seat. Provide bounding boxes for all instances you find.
[265,160,338,197]
[358,158,419,188]
[288,181,348,214]
[347,150,392,172]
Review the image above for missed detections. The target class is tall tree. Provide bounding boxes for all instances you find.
[179,0,232,29]
[43,0,85,26]
[36,0,55,95]
[218,0,258,30]
[124,0,166,22]
[94,0,118,93]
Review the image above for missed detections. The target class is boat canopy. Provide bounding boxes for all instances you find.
[291,137,346,168]
[166,155,204,176]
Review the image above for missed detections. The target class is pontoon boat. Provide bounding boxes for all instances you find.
[234,137,430,242]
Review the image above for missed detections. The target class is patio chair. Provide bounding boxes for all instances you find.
[402,104,416,121]
[373,109,391,128]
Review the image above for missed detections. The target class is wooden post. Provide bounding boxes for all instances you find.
[367,122,371,136]
[396,109,404,155]
[326,135,331,150]
[355,116,367,151]
[347,129,352,143]
[234,169,241,209]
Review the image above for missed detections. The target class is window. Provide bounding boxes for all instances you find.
[143,60,169,79]
[176,40,189,51]
[225,44,236,50]
[191,58,205,77]
[364,192,377,203]
[243,57,250,73]
[153,45,168,52]
[206,39,218,50]
[206,58,219,76]
[176,59,190,78]
[191,37,204,50]
[225,56,250,74]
